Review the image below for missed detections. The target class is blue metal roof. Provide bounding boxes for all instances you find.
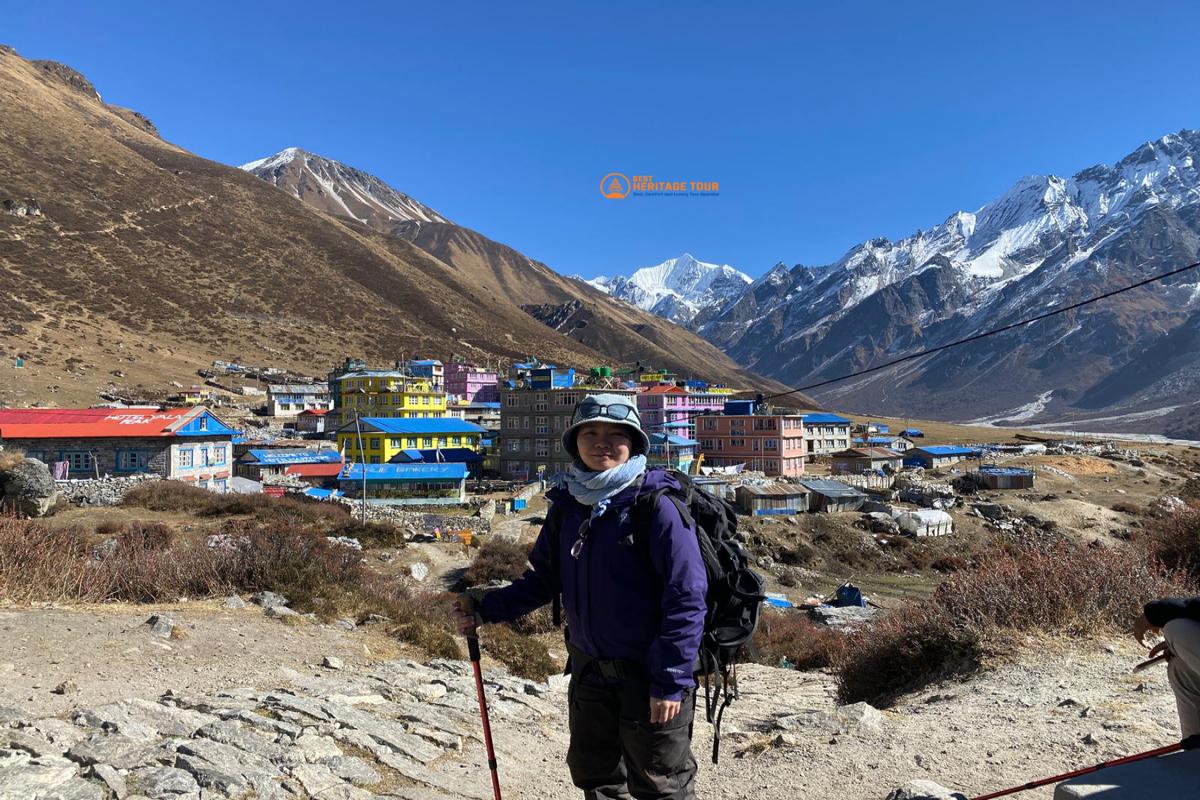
[340,463,468,481]
[801,413,851,424]
[914,446,978,456]
[900,428,924,436]
[244,449,342,465]
[408,359,443,366]
[390,448,482,464]
[350,418,486,435]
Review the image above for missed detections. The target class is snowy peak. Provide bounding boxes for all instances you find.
[240,148,451,227]
[589,253,751,326]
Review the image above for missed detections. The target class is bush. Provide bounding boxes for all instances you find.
[122,481,214,513]
[1139,507,1200,580]
[935,540,1190,636]
[116,522,174,551]
[461,539,531,589]
[480,624,556,681]
[834,605,983,706]
[752,610,845,670]
[331,520,407,549]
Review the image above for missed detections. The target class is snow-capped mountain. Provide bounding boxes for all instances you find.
[699,130,1200,438]
[589,254,752,325]
[240,147,451,227]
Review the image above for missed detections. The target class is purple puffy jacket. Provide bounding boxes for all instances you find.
[478,468,708,701]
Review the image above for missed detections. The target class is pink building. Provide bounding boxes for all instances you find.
[445,363,499,403]
[696,414,807,477]
[637,385,728,440]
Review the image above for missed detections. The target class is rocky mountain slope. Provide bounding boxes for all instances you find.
[244,150,788,393]
[587,253,752,325]
[696,131,1200,439]
[0,47,779,407]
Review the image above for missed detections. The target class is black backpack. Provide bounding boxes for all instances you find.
[547,466,766,763]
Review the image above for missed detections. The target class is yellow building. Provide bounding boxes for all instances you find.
[336,370,448,419]
[335,417,487,467]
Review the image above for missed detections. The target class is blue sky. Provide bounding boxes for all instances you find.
[5,1,1199,279]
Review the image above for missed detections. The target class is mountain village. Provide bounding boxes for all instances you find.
[3,39,1200,800]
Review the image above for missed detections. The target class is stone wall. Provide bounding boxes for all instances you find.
[5,436,172,478]
[55,474,162,506]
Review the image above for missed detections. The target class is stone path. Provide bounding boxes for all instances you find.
[0,658,561,800]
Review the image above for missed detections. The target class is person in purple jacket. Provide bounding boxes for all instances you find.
[1133,596,1200,747]
[455,392,708,799]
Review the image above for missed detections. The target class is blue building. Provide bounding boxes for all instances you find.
[905,446,979,469]
[338,462,468,505]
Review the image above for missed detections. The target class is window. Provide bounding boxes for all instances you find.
[730,438,745,448]
[370,437,381,449]
[370,456,381,464]
[179,448,194,467]
[199,417,208,431]
[536,416,548,434]
[509,440,521,453]
[452,436,461,446]
[116,450,149,472]
[535,401,547,412]
[212,447,227,466]
[535,440,549,457]
[523,416,531,429]
[764,439,778,450]
[214,479,227,493]
[438,438,448,447]
[199,448,210,467]
[505,417,518,430]
[505,394,520,407]
[390,438,402,448]
[703,419,717,431]
[423,438,433,448]
[406,437,418,448]
[553,440,562,453]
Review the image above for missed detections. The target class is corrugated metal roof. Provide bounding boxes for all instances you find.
[267,384,328,394]
[799,479,866,498]
[339,463,468,481]
[832,447,903,459]
[650,433,699,446]
[348,418,486,435]
[737,483,810,496]
[979,466,1035,476]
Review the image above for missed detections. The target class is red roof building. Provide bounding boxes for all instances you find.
[0,407,239,490]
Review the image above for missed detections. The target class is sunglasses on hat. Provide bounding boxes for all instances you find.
[574,402,636,423]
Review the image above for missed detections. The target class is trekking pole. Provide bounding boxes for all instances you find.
[971,741,1184,799]
[466,633,503,800]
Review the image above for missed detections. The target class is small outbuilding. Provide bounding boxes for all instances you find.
[976,465,1036,490]
[905,446,978,469]
[799,479,867,513]
[896,509,955,537]
[830,447,905,475]
[736,483,811,515]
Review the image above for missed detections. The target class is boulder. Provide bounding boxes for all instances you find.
[972,502,1006,520]
[809,605,878,629]
[250,591,289,609]
[0,457,59,517]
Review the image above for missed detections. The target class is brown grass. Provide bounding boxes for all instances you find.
[0,450,26,471]
[0,514,458,659]
[753,610,846,670]
[1138,506,1200,580]
[479,624,556,681]
[122,481,352,529]
[460,539,531,589]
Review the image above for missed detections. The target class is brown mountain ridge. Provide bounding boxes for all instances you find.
[0,47,787,407]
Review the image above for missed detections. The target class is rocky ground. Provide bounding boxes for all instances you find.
[0,597,1185,800]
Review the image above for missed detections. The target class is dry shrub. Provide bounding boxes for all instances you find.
[0,450,26,471]
[507,605,556,636]
[1138,506,1200,580]
[833,605,983,706]
[332,520,407,548]
[1179,476,1200,503]
[752,610,846,670]
[122,481,214,513]
[831,539,1195,706]
[480,624,556,681]
[935,540,1191,636]
[122,482,350,528]
[116,521,174,551]
[1111,501,1143,516]
[461,539,531,589]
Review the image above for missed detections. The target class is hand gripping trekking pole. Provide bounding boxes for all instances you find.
[971,741,1183,799]
[467,633,502,800]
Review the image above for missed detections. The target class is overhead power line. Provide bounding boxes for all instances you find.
[640,258,1200,430]
[764,258,1200,402]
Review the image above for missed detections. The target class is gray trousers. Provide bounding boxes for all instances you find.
[1165,618,1200,739]
[566,670,698,800]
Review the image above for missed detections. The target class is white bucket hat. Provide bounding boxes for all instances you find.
[561,393,650,459]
